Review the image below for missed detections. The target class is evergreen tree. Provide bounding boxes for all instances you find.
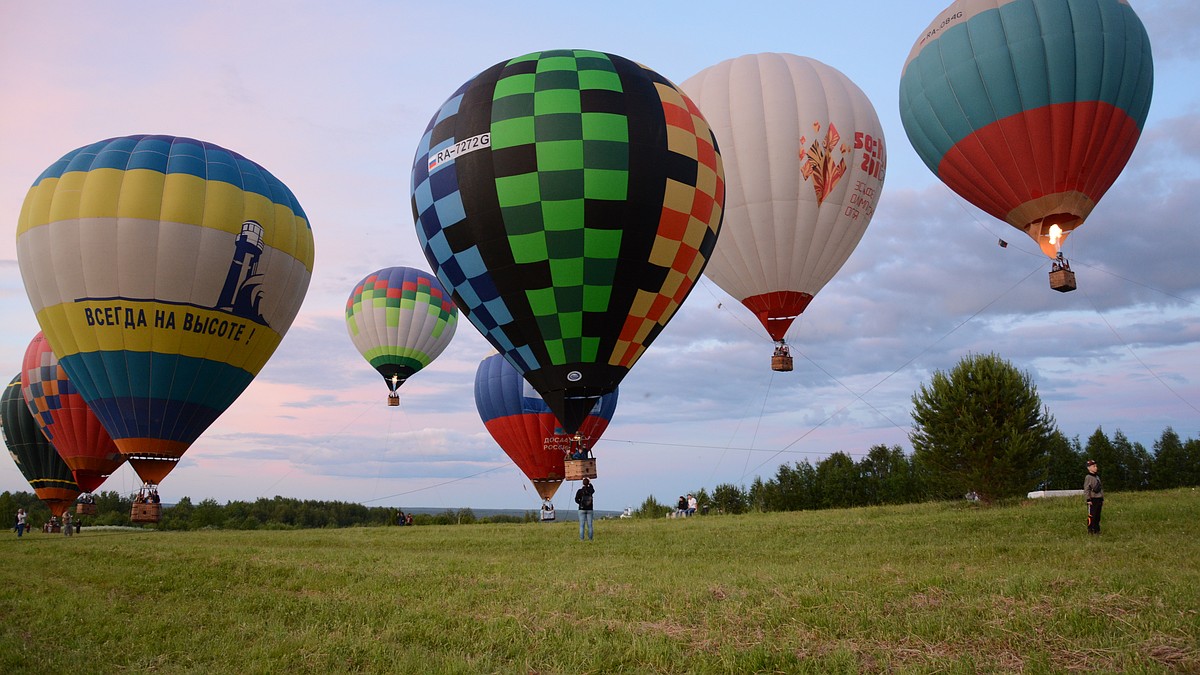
[634,495,670,518]
[1110,429,1151,491]
[1083,427,1117,482]
[815,452,860,508]
[710,483,748,514]
[1041,431,1084,491]
[1184,437,1200,488]
[1150,427,1191,489]
[910,353,1055,503]
[859,444,917,505]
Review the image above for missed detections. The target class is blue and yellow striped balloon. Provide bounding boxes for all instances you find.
[16,135,315,485]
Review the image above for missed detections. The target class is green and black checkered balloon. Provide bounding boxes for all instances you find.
[413,49,724,433]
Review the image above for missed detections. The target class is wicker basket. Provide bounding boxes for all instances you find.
[1049,268,1076,293]
[564,458,597,481]
[131,502,162,524]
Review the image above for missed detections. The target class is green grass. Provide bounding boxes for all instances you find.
[2,489,1198,673]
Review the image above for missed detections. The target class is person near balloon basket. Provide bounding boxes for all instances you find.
[575,478,595,541]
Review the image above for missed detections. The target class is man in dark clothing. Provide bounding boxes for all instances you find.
[574,478,595,541]
[1084,459,1104,535]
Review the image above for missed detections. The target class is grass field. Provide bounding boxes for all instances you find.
[2,489,1198,674]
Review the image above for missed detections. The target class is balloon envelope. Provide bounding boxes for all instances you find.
[475,353,617,500]
[899,0,1153,256]
[684,53,886,341]
[21,332,124,493]
[16,135,315,484]
[3,375,80,516]
[412,49,724,433]
[345,266,458,395]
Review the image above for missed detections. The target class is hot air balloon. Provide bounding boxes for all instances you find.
[16,135,314,497]
[21,331,125,500]
[412,49,724,435]
[475,353,617,500]
[2,375,80,517]
[346,266,458,406]
[899,0,1153,291]
[683,53,886,370]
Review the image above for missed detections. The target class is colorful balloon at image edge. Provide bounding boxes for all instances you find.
[898,0,1153,258]
[474,353,617,501]
[682,53,886,345]
[411,49,724,434]
[2,375,80,516]
[21,331,125,493]
[346,266,458,403]
[15,134,315,485]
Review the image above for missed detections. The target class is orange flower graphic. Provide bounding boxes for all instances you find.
[798,122,847,205]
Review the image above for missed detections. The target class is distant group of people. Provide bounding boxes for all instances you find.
[674,494,697,518]
[395,510,413,526]
[39,514,78,535]
[134,483,161,504]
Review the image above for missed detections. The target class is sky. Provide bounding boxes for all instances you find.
[1,1,1198,512]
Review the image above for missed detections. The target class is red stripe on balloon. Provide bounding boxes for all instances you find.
[740,291,814,342]
[937,101,1142,225]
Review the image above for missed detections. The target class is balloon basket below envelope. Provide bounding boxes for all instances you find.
[564,458,597,481]
[771,354,794,372]
[76,503,97,516]
[1049,268,1076,293]
[131,503,162,524]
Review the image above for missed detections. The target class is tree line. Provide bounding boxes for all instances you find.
[1,491,540,531]
[633,425,1200,518]
[4,423,1197,530]
[634,354,1200,516]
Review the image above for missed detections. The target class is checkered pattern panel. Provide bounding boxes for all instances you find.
[411,50,724,391]
[610,79,724,368]
[490,50,628,367]
[24,355,71,436]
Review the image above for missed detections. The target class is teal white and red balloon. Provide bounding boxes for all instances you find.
[899,0,1153,257]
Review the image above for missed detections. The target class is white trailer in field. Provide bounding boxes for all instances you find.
[1027,489,1085,499]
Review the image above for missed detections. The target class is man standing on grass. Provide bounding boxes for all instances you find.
[575,478,595,541]
[1084,459,1104,535]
